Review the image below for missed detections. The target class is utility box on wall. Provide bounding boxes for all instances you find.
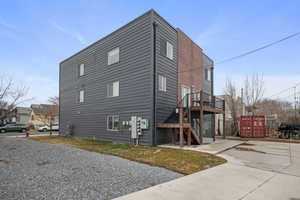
[239,116,266,138]
[130,116,149,139]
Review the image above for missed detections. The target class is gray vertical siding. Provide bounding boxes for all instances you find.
[152,13,178,144]
[59,9,214,145]
[60,11,154,145]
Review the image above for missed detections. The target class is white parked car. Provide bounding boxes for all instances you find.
[38,124,59,132]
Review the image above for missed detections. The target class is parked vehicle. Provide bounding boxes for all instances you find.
[38,124,59,132]
[277,123,300,139]
[0,124,29,133]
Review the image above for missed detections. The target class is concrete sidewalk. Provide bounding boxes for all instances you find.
[115,141,300,200]
[160,139,244,154]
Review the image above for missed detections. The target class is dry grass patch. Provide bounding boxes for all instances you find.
[0,159,14,164]
[36,161,50,166]
[30,136,226,175]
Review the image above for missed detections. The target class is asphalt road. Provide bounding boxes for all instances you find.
[0,137,183,200]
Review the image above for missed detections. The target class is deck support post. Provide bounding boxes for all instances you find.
[187,129,191,145]
[171,128,176,144]
[199,90,204,144]
[179,107,184,147]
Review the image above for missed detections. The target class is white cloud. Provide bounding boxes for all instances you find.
[196,23,226,47]
[50,20,87,45]
[0,17,16,30]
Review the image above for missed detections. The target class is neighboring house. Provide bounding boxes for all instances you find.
[0,108,8,125]
[59,9,224,146]
[0,107,32,125]
[12,107,32,124]
[29,104,59,128]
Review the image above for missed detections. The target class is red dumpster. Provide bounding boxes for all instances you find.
[239,116,265,138]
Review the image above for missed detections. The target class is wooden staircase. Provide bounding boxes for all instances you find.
[157,90,225,146]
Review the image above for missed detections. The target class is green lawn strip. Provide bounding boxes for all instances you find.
[30,136,226,175]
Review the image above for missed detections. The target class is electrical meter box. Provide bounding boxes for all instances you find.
[140,119,149,129]
[131,116,137,139]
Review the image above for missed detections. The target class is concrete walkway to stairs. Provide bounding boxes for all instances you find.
[159,138,244,154]
[114,140,300,200]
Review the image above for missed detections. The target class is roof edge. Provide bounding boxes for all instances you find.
[60,9,154,65]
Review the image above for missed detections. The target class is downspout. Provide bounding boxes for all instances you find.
[211,63,215,141]
[152,22,157,146]
[58,64,61,136]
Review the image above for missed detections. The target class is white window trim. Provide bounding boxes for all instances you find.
[108,47,120,65]
[158,75,167,92]
[79,89,85,103]
[79,63,85,76]
[107,81,119,97]
[166,41,173,60]
[107,115,120,131]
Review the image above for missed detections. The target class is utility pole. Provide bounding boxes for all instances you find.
[241,88,245,115]
[294,87,297,124]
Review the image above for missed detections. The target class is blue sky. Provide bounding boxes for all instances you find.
[1,0,299,105]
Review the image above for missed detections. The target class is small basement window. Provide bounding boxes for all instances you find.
[79,63,85,76]
[158,75,167,92]
[107,115,119,131]
[107,81,119,97]
[108,47,119,65]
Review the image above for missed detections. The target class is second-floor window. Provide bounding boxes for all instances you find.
[158,75,167,92]
[79,63,85,76]
[205,68,211,81]
[107,81,119,97]
[79,89,85,103]
[108,47,119,65]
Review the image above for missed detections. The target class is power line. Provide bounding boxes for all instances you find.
[216,31,300,64]
[267,82,300,99]
[273,91,300,101]
[177,31,300,74]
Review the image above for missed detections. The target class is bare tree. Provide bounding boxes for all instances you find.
[0,76,31,124]
[224,79,239,136]
[244,74,265,115]
[37,103,58,135]
[48,96,59,105]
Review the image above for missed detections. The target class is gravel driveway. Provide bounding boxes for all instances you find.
[0,137,183,200]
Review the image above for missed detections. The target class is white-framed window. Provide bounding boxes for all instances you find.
[158,75,167,92]
[107,115,119,131]
[107,81,119,97]
[79,89,85,103]
[166,41,173,60]
[205,68,211,81]
[108,47,119,65]
[79,63,85,76]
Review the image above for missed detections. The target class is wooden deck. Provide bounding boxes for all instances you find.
[157,122,201,145]
[157,123,191,128]
[191,106,224,114]
[156,90,225,147]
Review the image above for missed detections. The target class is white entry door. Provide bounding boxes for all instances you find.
[182,86,190,107]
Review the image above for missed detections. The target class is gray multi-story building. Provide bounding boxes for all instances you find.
[59,9,224,146]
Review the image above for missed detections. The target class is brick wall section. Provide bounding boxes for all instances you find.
[177,28,204,101]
